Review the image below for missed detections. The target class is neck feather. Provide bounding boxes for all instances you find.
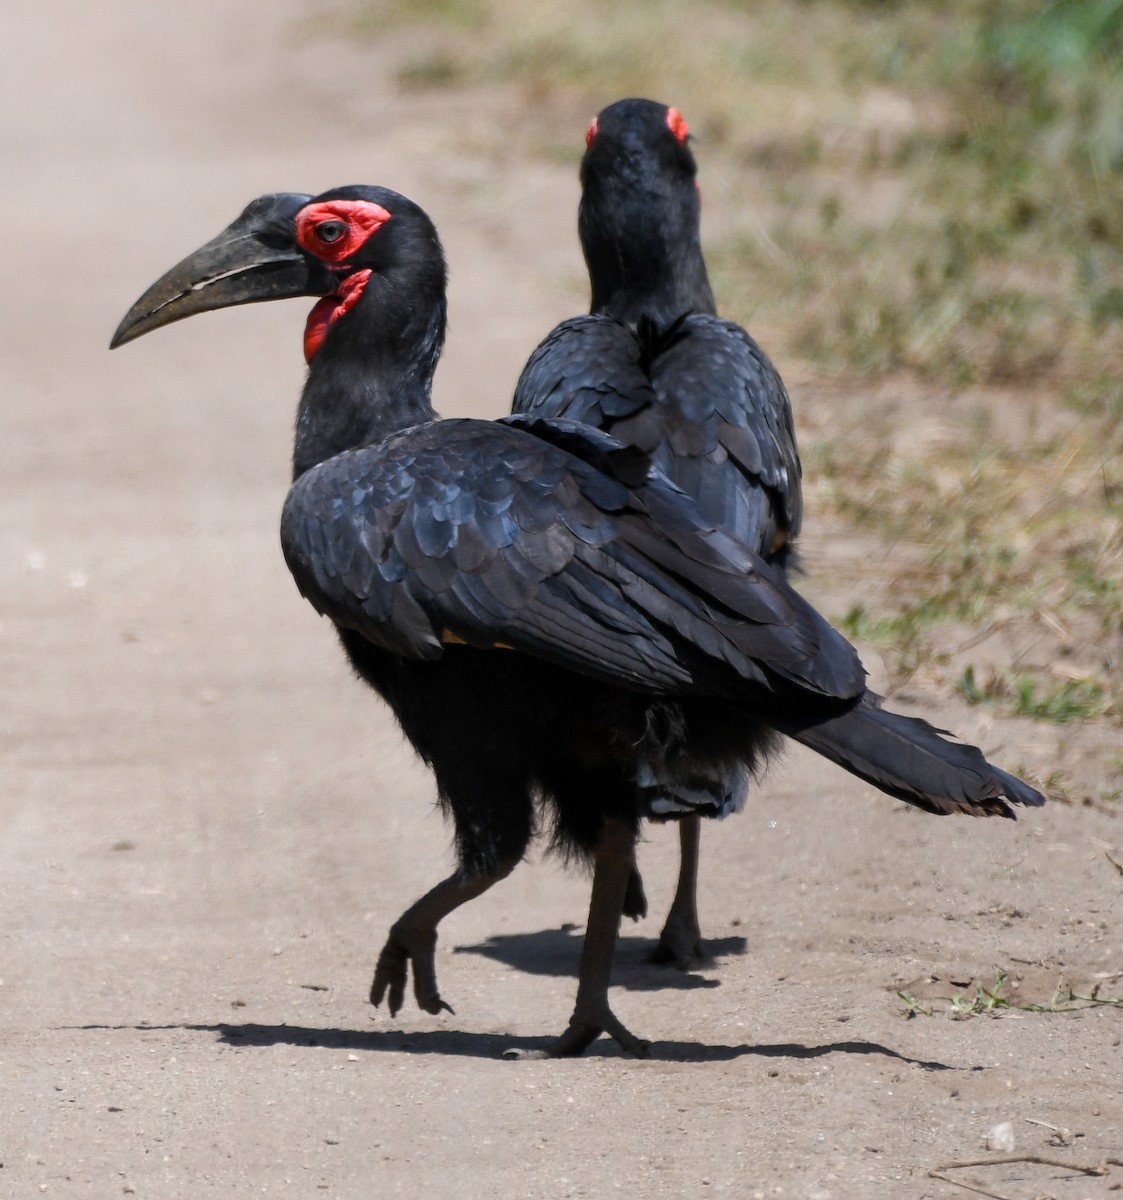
[291,267,445,479]
[580,179,716,324]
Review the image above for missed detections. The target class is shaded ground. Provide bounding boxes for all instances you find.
[2,2,1119,1197]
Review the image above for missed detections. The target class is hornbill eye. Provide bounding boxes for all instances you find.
[315,220,348,244]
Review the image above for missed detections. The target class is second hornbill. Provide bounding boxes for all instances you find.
[515,98,801,968]
[112,186,1043,1058]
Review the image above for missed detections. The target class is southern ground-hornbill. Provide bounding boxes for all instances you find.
[112,185,1042,1058]
[515,98,801,968]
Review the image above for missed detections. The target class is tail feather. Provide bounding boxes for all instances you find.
[774,695,1044,818]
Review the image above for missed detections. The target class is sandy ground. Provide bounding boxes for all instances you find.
[2,2,1120,1197]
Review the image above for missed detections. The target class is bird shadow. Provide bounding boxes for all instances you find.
[453,926,748,992]
[67,1021,959,1068]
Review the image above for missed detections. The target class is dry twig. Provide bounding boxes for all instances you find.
[928,1169,1015,1200]
[930,1153,1122,1198]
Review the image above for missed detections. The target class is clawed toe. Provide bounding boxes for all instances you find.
[370,940,407,1013]
[649,920,705,970]
[503,1006,649,1060]
[622,866,648,922]
[370,928,453,1017]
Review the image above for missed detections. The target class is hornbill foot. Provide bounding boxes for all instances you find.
[503,1004,650,1060]
[622,865,648,922]
[648,913,705,970]
[369,926,454,1017]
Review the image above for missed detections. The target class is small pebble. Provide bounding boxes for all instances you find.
[986,1121,1015,1152]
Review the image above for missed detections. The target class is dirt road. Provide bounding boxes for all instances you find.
[3,2,1119,1196]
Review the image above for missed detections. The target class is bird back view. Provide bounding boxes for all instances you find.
[515,99,802,965]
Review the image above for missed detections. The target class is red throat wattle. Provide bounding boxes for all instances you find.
[303,270,372,363]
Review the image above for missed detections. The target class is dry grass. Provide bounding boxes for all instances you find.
[339,0,1123,776]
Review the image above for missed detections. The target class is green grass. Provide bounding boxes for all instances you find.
[960,667,1106,723]
[348,0,1123,387]
[899,965,1123,1019]
[342,0,1123,735]
[804,408,1123,724]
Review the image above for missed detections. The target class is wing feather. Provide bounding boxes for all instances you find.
[514,312,802,561]
[280,418,863,702]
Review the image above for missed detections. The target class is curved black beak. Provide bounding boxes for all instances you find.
[110,192,333,348]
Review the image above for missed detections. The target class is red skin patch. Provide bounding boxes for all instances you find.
[303,269,372,363]
[666,107,689,143]
[585,116,598,147]
[295,199,391,265]
[294,197,389,362]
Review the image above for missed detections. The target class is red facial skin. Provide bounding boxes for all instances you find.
[665,107,689,143]
[294,199,391,363]
[295,199,391,264]
[584,106,690,148]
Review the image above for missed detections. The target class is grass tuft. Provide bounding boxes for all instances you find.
[900,965,1123,1019]
[340,0,1123,737]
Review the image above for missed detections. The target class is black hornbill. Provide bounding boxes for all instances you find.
[112,186,1042,1058]
[515,98,802,968]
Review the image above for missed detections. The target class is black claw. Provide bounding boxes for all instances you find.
[371,928,453,1018]
[648,941,704,970]
[370,952,408,1014]
[503,1006,647,1059]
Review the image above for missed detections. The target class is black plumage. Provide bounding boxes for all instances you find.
[518,314,800,567]
[513,99,803,963]
[112,183,1042,1058]
[282,417,857,700]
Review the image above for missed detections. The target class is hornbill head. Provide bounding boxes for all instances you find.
[577,99,712,321]
[581,98,698,205]
[111,186,446,363]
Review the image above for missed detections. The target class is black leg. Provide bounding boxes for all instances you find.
[650,816,705,969]
[506,816,649,1059]
[622,864,648,921]
[371,859,518,1016]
